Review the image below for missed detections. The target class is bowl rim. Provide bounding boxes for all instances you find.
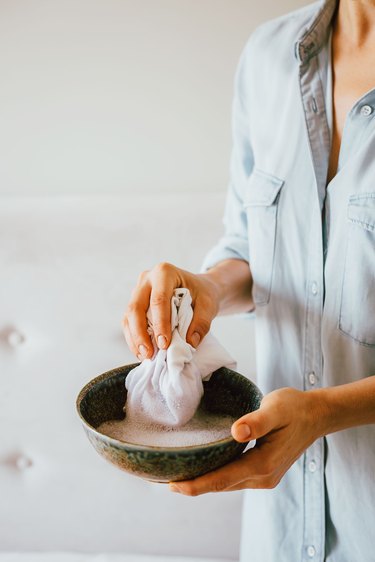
[76,364,262,453]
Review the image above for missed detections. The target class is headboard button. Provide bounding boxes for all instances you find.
[15,455,33,470]
[7,330,25,347]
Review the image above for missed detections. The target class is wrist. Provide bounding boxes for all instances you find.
[307,388,335,438]
[199,259,254,315]
[199,269,227,307]
[307,376,375,437]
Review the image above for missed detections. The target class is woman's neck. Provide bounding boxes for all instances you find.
[336,0,375,47]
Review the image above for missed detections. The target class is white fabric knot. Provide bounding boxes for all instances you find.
[125,288,236,427]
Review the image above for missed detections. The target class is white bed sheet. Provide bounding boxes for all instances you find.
[0,553,236,562]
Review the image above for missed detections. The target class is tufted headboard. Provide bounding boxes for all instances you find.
[0,194,256,561]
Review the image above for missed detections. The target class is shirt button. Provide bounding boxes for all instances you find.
[308,460,317,473]
[7,330,25,347]
[311,281,318,296]
[360,104,373,116]
[308,372,316,385]
[307,545,316,558]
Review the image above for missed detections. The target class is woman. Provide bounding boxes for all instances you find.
[123,0,375,560]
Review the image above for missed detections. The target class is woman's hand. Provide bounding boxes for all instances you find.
[122,262,221,361]
[169,387,327,495]
[123,259,254,361]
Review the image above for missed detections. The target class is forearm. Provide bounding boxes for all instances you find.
[199,258,254,316]
[314,375,375,436]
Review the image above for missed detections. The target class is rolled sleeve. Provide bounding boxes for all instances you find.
[201,194,250,271]
[202,39,254,271]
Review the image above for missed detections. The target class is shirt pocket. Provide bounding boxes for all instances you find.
[243,169,284,306]
[339,193,375,346]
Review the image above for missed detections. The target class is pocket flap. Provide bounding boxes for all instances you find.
[348,194,375,231]
[244,169,284,207]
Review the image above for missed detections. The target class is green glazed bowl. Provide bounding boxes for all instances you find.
[76,364,262,483]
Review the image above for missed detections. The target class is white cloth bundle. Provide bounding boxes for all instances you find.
[125,288,236,427]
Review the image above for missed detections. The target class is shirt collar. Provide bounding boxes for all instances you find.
[294,0,337,64]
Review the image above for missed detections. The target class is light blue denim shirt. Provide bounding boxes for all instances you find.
[203,1,375,561]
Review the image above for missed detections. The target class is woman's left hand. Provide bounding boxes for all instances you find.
[169,387,327,495]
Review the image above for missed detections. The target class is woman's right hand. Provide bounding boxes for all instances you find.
[122,262,221,360]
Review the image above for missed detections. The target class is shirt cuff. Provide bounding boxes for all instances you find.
[201,235,249,272]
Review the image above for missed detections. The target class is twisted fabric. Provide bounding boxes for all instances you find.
[125,288,235,427]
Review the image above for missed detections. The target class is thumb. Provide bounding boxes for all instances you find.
[186,314,212,349]
[186,294,217,348]
[231,398,281,443]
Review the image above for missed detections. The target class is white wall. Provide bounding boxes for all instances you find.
[0,0,310,196]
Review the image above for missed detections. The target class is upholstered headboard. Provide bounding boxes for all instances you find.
[0,194,256,560]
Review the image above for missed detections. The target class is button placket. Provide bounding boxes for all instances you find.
[299,54,326,561]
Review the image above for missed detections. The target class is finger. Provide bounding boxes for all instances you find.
[186,294,215,348]
[124,279,153,359]
[149,263,179,349]
[221,481,254,492]
[123,312,151,360]
[222,460,292,492]
[222,475,281,492]
[231,397,284,443]
[169,449,262,496]
[122,317,138,358]
[169,440,283,496]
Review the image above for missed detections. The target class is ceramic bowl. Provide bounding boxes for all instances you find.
[76,364,262,483]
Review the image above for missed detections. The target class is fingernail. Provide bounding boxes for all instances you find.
[235,423,251,441]
[138,344,148,359]
[169,483,182,494]
[157,335,167,349]
[191,332,201,347]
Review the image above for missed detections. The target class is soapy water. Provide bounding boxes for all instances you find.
[97,407,237,447]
